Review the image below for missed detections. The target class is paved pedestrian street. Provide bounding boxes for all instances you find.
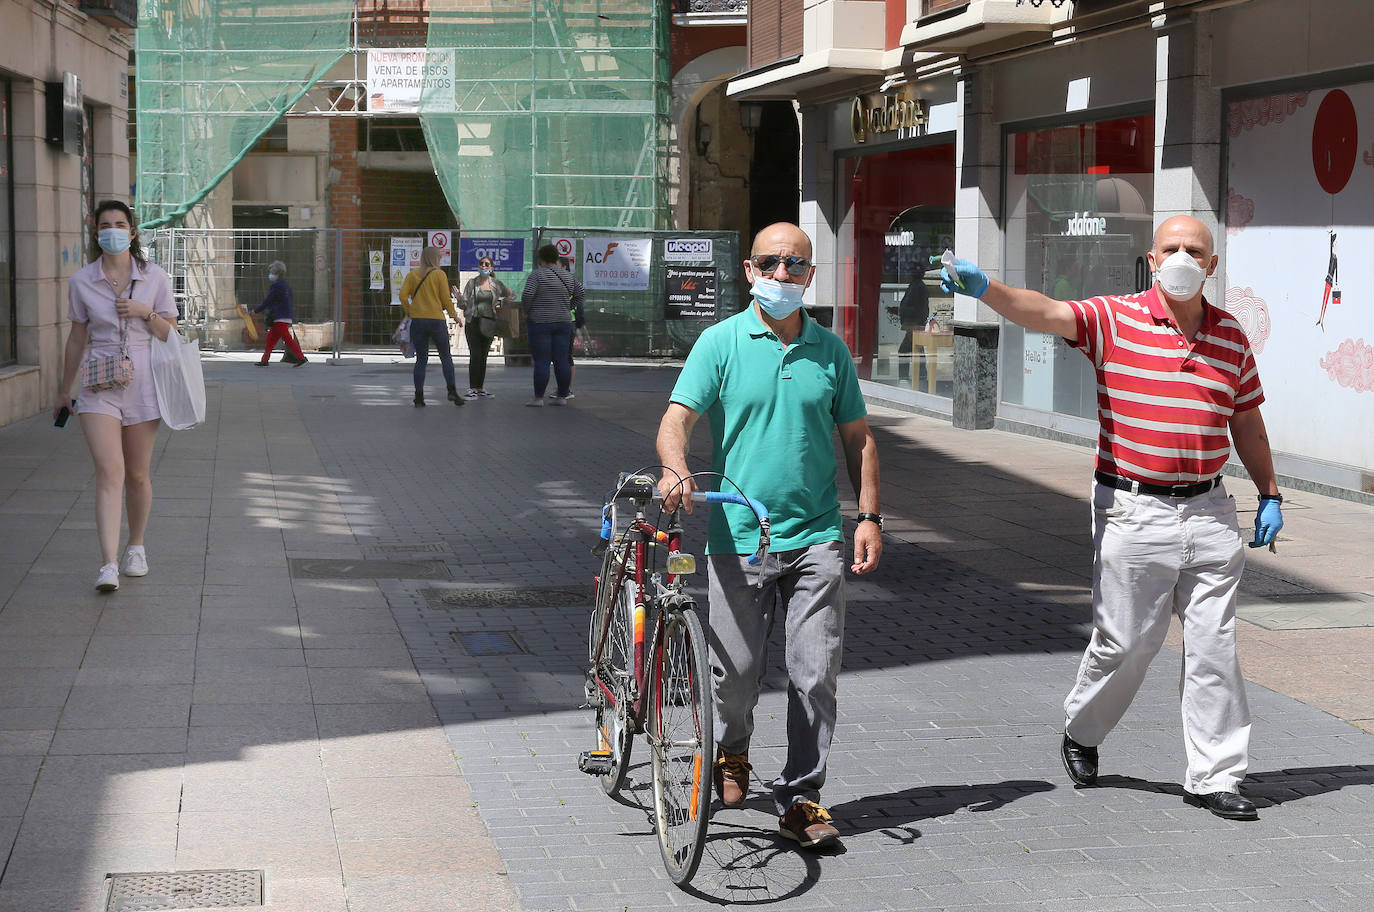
[0,358,1370,912]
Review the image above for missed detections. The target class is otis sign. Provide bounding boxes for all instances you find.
[850,89,928,144]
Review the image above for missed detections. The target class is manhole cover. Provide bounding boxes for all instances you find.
[421,585,589,610]
[364,542,450,554]
[288,558,451,580]
[453,630,527,656]
[107,870,262,911]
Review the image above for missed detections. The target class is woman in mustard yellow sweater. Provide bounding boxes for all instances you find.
[399,246,463,407]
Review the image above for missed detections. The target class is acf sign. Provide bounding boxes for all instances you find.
[850,88,928,144]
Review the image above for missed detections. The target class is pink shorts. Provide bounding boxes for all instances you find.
[76,340,161,426]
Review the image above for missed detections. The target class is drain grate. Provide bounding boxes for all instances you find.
[107,870,262,911]
[421,585,588,610]
[452,630,528,656]
[364,542,450,554]
[289,558,451,580]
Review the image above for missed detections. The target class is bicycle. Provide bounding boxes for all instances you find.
[578,471,769,886]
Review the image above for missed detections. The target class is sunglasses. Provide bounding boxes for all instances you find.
[750,254,812,276]
[478,262,494,268]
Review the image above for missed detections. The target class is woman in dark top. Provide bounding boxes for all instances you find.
[456,255,513,398]
[520,244,585,406]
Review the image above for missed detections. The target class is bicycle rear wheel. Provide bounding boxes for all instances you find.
[590,547,637,796]
[649,605,714,886]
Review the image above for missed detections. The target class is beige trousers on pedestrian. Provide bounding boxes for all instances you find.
[1064,480,1250,795]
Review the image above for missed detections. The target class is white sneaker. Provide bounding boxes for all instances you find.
[478,390,495,398]
[563,392,576,400]
[462,388,480,399]
[526,398,545,407]
[548,396,567,406]
[123,546,148,577]
[95,562,119,592]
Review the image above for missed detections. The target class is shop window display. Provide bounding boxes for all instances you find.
[1001,114,1154,419]
[838,143,956,395]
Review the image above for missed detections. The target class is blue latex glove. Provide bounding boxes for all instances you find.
[1249,499,1283,548]
[934,255,990,299]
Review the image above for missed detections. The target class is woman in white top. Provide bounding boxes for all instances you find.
[54,200,179,592]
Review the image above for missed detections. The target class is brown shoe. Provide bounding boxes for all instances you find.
[713,750,751,808]
[779,800,839,848]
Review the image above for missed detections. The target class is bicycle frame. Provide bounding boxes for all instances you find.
[590,505,688,734]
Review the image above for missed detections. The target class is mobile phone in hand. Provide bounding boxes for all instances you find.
[54,406,71,428]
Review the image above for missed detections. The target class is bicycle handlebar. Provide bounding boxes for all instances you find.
[594,479,771,567]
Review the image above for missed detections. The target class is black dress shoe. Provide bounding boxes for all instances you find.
[1185,791,1258,820]
[1060,734,1098,787]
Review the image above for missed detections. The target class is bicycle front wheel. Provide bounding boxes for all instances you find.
[649,605,714,886]
[590,550,637,796]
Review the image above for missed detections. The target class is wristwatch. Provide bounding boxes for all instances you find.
[1258,493,1283,503]
[143,311,157,323]
[857,512,884,529]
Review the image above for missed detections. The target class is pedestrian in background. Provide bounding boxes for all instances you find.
[657,222,882,850]
[558,254,580,399]
[253,260,307,367]
[520,244,584,407]
[941,215,1282,821]
[399,246,463,408]
[456,255,512,399]
[54,199,180,592]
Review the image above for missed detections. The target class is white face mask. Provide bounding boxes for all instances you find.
[1154,250,1209,300]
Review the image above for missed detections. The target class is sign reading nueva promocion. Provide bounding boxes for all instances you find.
[367,49,454,114]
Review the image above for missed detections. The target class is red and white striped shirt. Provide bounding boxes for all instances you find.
[1067,287,1264,485]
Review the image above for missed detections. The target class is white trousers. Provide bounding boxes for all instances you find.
[1064,480,1251,794]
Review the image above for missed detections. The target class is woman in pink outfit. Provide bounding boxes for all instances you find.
[54,200,179,592]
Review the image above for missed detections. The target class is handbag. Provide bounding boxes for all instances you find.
[80,286,135,392]
[149,326,207,430]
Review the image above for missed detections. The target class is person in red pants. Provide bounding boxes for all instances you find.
[253,260,307,367]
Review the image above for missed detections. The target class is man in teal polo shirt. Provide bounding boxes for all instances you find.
[657,222,882,849]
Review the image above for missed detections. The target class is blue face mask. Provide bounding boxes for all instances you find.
[97,228,131,255]
[479,268,492,276]
[267,274,278,283]
[751,275,806,319]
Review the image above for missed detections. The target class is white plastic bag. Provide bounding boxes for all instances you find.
[392,317,415,359]
[150,327,207,430]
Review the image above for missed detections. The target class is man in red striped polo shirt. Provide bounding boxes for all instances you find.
[942,216,1283,821]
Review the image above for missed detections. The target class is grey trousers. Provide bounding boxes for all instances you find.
[707,540,845,815]
[1064,480,1251,794]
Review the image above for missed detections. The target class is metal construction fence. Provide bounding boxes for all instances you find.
[146,227,742,360]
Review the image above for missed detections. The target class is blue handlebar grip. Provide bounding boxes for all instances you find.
[598,503,612,542]
[701,490,769,520]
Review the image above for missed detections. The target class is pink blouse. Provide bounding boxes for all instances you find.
[68,259,177,355]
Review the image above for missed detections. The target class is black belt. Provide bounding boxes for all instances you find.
[1094,471,1222,499]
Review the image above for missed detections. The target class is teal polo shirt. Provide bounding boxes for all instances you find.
[670,307,867,555]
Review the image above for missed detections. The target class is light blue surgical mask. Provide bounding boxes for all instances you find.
[479,268,493,276]
[751,275,806,319]
[97,228,131,255]
[267,273,278,283]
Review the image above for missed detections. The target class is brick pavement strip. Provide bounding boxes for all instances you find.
[0,361,1370,912]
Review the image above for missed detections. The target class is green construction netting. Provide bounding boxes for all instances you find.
[134,0,351,228]
[421,0,669,232]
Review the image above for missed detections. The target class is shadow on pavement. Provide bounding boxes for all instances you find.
[1096,764,1374,807]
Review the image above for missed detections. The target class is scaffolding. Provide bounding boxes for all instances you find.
[135,1,670,232]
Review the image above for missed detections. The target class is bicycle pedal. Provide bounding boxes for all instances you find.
[578,749,614,775]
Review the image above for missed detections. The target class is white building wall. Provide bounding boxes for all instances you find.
[0,0,132,427]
